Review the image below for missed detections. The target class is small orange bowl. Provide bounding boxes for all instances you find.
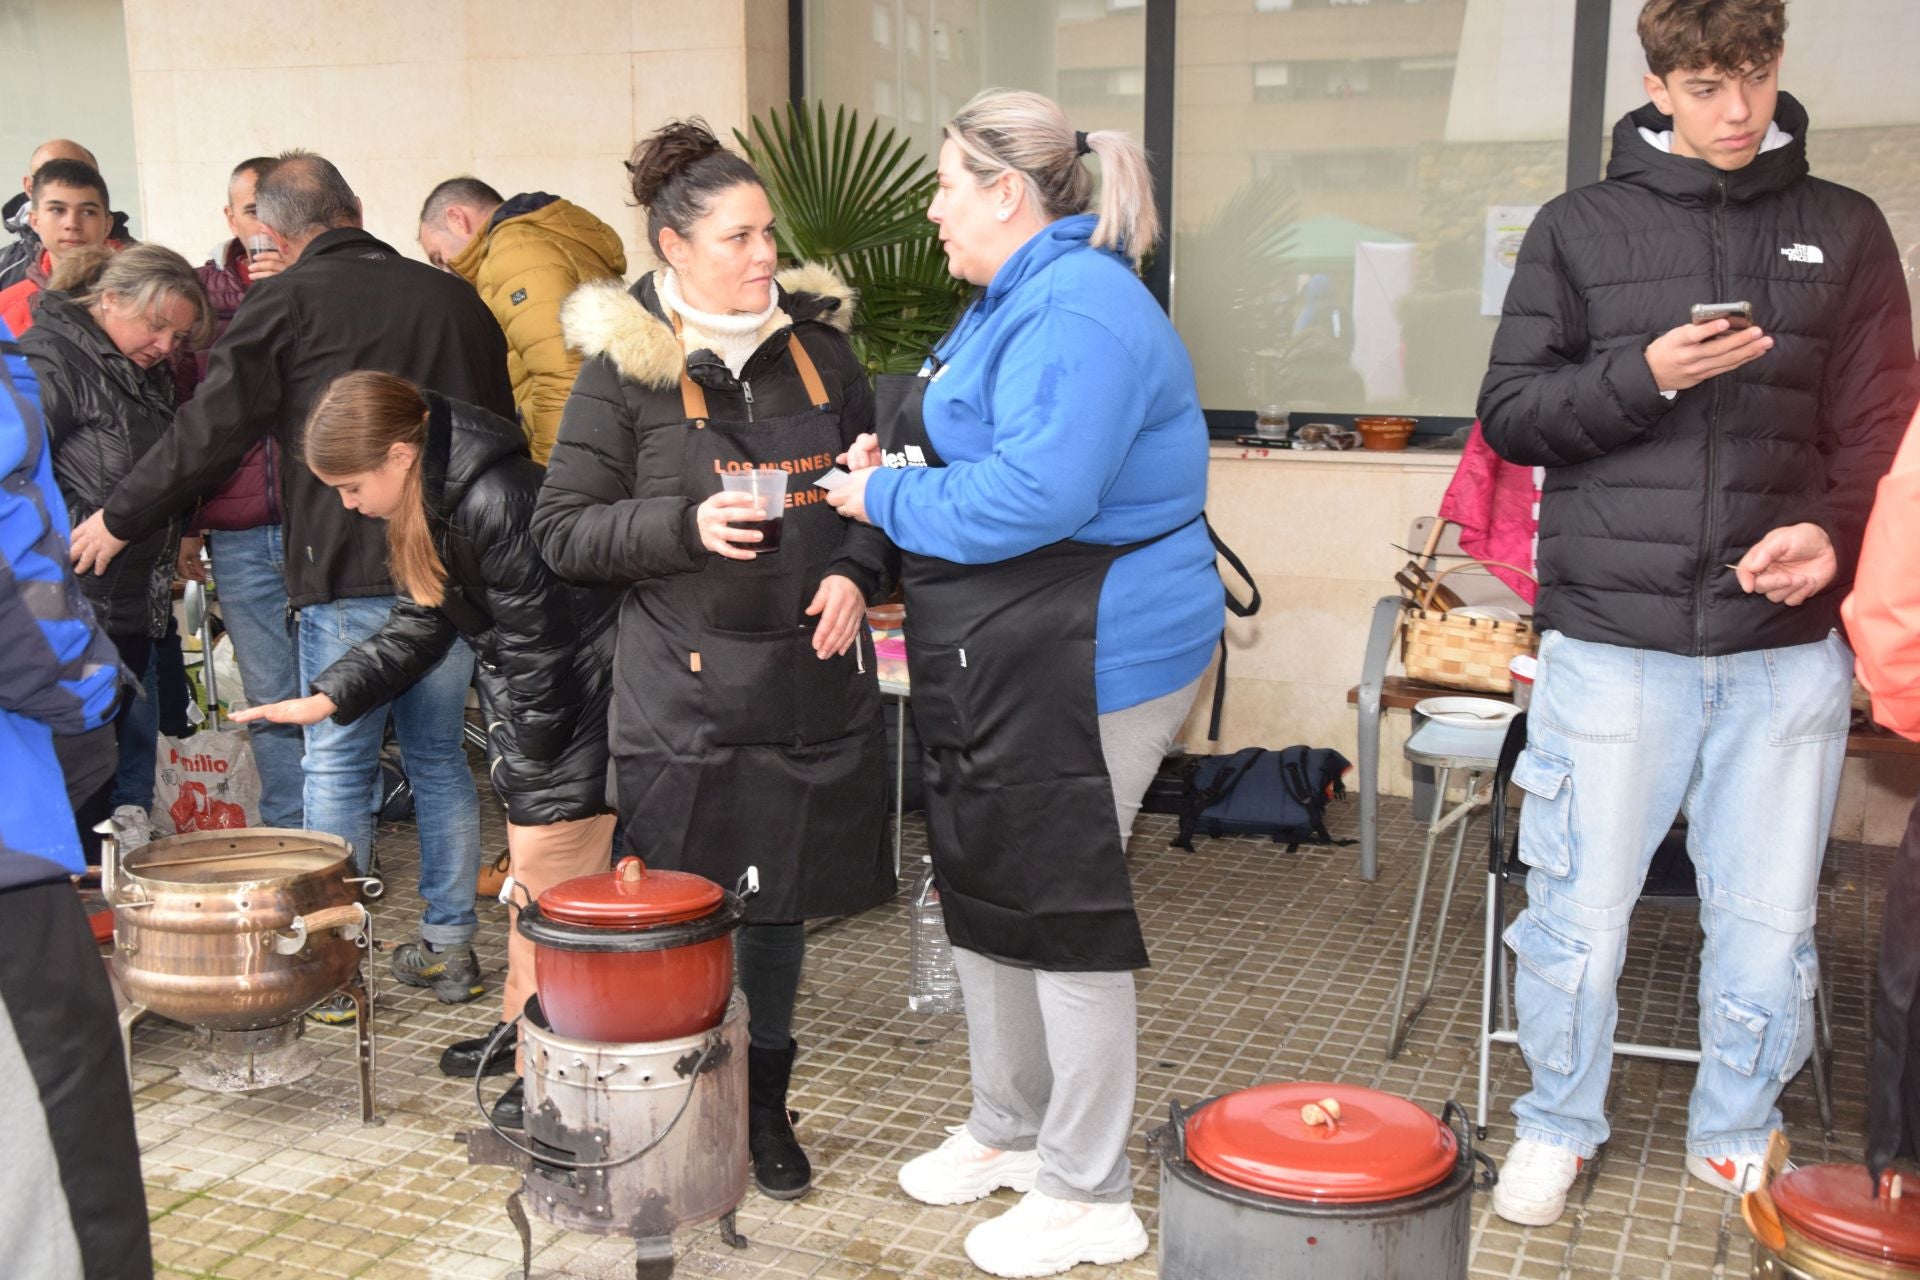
[1355,416,1416,451]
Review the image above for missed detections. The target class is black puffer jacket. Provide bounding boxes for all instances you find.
[308,395,617,825]
[1480,94,1915,656]
[20,292,179,637]
[533,266,894,601]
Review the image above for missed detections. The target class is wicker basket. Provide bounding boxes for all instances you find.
[1401,560,1538,694]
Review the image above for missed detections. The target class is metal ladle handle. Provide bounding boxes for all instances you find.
[272,902,368,954]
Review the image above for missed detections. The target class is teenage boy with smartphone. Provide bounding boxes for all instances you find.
[1478,0,1914,1225]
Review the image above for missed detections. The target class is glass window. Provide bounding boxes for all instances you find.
[808,2,1145,161]
[1253,61,1292,104]
[1173,0,1577,416]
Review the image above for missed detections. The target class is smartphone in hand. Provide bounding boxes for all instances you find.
[1691,301,1753,331]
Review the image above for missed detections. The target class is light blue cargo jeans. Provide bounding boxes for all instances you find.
[1506,628,1851,1160]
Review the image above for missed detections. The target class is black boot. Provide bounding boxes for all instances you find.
[490,1077,525,1130]
[748,1040,812,1199]
[439,1023,517,1078]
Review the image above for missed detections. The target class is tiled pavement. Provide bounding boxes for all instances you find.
[134,766,1887,1278]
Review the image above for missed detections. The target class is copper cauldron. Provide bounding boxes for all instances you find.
[108,827,380,1030]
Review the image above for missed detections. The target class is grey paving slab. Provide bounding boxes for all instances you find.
[129,752,1884,1279]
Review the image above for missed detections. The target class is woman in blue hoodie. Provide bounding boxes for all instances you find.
[830,88,1224,1277]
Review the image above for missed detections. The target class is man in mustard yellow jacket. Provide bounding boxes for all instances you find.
[419,178,626,463]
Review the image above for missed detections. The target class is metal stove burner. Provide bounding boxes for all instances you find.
[465,993,751,1279]
[178,1019,320,1092]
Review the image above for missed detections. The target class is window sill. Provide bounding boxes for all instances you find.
[1208,442,1462,469]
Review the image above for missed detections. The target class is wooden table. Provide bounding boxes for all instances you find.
[1346,676,1920,758]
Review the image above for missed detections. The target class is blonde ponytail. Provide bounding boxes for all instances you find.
[1080,130,1159,265]
[944,88,1159,267]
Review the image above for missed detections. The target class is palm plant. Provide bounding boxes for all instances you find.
[737,102,969,375]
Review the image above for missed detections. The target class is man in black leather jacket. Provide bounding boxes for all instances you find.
[69,151,517,1017]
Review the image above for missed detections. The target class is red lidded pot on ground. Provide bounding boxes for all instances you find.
[1746,1162,1920,1278]
[1149,1081,1492,1278]
[517,856,742,1044]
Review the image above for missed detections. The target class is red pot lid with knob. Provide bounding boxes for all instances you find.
[1184,1082,1458,1204]
[538,857,724,928]
[1771,1164,1920,1266]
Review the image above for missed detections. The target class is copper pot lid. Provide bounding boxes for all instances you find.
[1772,1164,1920,1266]
[539,857,724,928]
[1184,1082,1457,1204]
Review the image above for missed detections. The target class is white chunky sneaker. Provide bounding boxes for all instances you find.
[1687,1151,1772,1194]
[1491,1138,1585,1227]
[898,1124,1041,1206]
[963,1189,1149,1278]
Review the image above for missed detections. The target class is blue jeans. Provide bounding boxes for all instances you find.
[299,596,480,948]
[1507,629,1851,1159]
[208,526,304,828]
[111,624,188,810]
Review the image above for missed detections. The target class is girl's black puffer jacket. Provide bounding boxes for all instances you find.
[309,394,617,825]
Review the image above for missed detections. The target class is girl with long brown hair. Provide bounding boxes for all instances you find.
[237,370,618,1129]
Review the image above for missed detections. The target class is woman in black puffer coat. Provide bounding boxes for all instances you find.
[236,371,617,1127]
[21,244,212,821]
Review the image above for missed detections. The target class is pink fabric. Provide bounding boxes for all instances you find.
[1436,422,1540,604]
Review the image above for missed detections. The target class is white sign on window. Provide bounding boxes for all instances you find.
[1482,204,1541,317]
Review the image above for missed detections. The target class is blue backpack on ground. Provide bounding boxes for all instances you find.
[1173,745,1351,852]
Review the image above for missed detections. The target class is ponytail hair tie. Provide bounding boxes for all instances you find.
[1074,130,1092,157]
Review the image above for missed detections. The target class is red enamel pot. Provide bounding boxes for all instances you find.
[517,857,742,1044]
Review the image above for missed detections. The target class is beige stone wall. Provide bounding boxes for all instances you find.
[120,0,789,268]
[1176,450,1456,794]
[1179,452,1920,845]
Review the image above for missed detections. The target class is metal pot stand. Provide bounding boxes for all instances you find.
[102,822,385,1124]
[464,993,752,1279]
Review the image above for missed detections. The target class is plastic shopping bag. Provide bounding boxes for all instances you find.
[152,728,262,833]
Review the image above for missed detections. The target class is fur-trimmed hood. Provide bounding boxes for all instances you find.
[561,263,854,391]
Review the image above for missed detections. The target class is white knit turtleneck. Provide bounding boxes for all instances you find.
[659,269,782,377]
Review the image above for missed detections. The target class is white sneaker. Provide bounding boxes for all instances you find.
[1687,1151,1772,1194]
[1492,1138,1585,1227]
[898,1124,1041,1206]
[963,1189,1149,1278]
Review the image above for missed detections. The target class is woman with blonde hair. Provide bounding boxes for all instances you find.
[827,88,1227,1276]
[20,243,212,823]
[236,370,618,1130]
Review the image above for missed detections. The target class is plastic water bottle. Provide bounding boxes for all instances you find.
[908,862,963,1014]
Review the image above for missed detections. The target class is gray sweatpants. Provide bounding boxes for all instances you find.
[957,675,1201,1203]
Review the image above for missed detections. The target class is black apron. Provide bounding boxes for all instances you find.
[876,373,1179,971]
[614,331,892,924]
